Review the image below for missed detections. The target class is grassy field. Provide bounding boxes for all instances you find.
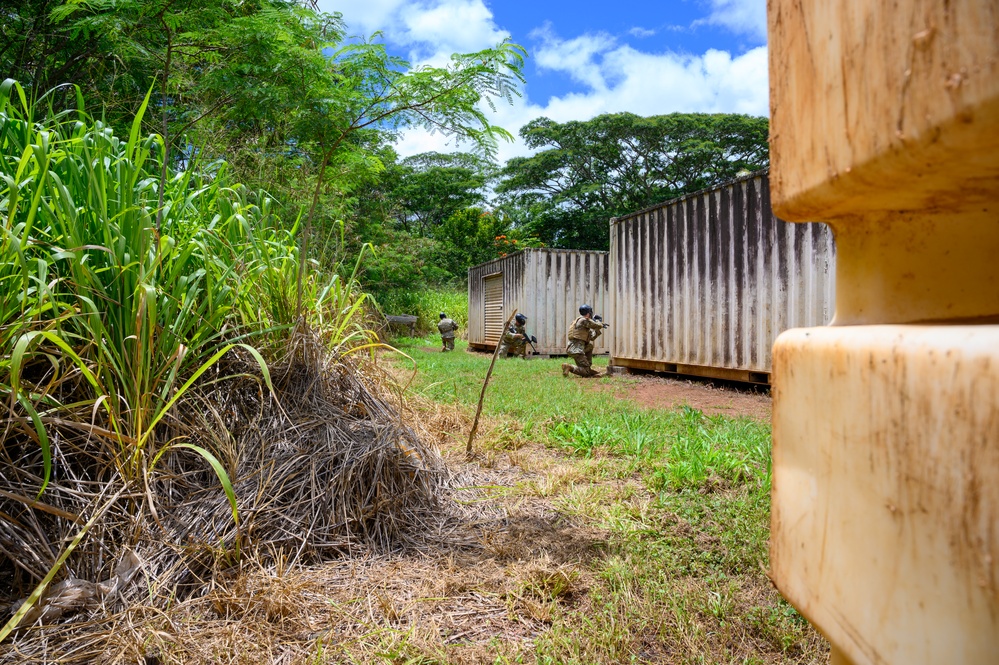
[9,336,830,663]
[380,336,828,664]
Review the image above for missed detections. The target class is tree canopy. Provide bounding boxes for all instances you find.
[3,0,525,193]
[496,112,770,249]
[389,152,495,236]
[2,1,771,296]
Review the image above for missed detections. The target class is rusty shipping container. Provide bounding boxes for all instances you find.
[468,248,612,356]
[609,171,835,383]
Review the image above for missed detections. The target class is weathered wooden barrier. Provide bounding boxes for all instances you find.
[385,314,418,337]
[767,2,999,664]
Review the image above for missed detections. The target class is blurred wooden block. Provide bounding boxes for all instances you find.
[386,314,418,337]
[771,325,999,665]
[768,0,999,220]
[767,2,999,663]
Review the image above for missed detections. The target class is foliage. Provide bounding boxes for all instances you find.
[348,223,458,303]
[433,208,511,269]
[2,1,529,297]
[0,80,403,640]
[348,154,543,298]
[388,152,495,236]
[357,206,541,300]
[373,288,470,336]
[497,112,770,249]
[0,80,373,491]
[4,0,334,151]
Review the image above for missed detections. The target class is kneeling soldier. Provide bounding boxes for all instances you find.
[497,313,529,359]
[562,304,605,377]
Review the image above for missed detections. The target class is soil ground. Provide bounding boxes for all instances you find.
[604,373,772,421]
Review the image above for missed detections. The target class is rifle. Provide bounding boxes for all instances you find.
[593,315,610,329]
[506,325,538,354]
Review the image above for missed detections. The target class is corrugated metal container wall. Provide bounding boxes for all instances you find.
[609,172,836,381]
[468,249,612,356]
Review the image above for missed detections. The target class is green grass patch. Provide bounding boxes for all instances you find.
[393,337,771,492]
[387,336,824,663]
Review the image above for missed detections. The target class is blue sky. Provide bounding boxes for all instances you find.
[315,0,769,161]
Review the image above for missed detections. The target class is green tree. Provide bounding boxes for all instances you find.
[3,1,528,312]
[260,36,525,312]
[4,2,525,223]
[5,0,329,142]
[497,112,769,249]
[389,152,495,236]
[433,208,509,270]
[21,0,341,229]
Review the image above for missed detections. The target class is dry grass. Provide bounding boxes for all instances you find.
[0,330,481,662]
[2,342,828,664]
[1,438,607,663]
[60,551,591,665]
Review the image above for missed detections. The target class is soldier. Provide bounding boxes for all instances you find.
[562,304,606,377]
[437,312,458,352]
[497,313,530,359]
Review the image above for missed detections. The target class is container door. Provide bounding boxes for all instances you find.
[484,274,504,346]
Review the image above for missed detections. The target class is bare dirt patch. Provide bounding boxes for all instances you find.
[604,373,772,421]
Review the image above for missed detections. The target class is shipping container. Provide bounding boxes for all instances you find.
[609,171,836,383]
[467,249,612,356]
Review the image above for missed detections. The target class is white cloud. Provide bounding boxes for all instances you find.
[697,0,768,42]
[317,2,770,163]
[628,27,657,38]
[319,0,508,66]
[524,32,769,124]
[396,41,769,164]
[316,0,406,37]
[533,26,617,91]
[400,1,506,50]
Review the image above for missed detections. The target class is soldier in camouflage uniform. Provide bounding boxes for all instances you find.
[438,312,458,352]
[562,304,606,377]
[497,313,529,359]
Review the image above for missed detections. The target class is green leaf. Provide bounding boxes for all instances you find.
[161,443,239,526]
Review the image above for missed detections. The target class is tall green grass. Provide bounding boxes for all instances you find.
[373,287,468,335]
[0,80,386,636]
[0,79,372,489]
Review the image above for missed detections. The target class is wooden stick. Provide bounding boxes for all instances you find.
[466,309,517,458]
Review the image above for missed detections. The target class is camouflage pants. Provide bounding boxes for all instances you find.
[497,342,526,358]
[565,341,598,377]
[441,336,455,351]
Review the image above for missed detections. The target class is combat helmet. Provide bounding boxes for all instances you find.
[578,304,593,316]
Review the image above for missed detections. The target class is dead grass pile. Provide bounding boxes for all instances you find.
[0,329,462,659]
[9,550,587,664]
